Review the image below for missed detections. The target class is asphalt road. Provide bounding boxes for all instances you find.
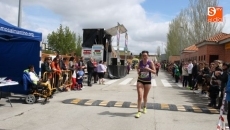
[0,69,227,130]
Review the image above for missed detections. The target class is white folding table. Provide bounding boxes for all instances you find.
[0,81,19,107]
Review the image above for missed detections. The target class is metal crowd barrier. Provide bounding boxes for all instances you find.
[42,70,72,90]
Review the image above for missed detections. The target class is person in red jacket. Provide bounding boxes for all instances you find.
[51,58,62,88]
[154,61,161,76]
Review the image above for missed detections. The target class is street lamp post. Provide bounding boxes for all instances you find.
[18,0,22,27]
[117,23,120,65]
[161,43,163,55]
[180,27,183,62]
[106,39,109,64]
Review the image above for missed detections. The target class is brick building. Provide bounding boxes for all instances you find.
[181,45,198,61]
[169,55,180,63]
[181,32,230,63]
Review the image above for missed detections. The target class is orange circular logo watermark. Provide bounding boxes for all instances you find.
[207,7,223,22]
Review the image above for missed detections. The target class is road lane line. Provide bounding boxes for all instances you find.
[99,100,109,106]
[119,78,133,85]
[207,108,219,114]
[84,100,95,106]
[133,81,137,86]
[161,79,172,87]
[151,79,156,86]
[161,104,169,109]
[105,79,119,85]
[192,106,202,113]
[133,79,156,86]
[176,105,186,111]
[130,103,137,108]
[70,99,81,104]
[114,101,124,107]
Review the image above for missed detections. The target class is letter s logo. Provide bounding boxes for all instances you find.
[208,7,216,16]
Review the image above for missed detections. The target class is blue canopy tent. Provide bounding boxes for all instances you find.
[0,18,42,94]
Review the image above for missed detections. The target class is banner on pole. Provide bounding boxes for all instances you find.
[117,26,120,46]
[125,33,128,51]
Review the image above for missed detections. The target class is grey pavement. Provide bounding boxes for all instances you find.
[0,69,227,130]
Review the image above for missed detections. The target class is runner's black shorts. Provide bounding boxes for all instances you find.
[137,79,151,85]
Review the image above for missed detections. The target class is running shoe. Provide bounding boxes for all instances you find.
[135,112,141,118]
[143,107,147,114]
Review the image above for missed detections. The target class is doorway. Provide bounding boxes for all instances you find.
[209,55,219,64]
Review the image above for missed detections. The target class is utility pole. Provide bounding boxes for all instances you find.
[125,33,128,65]
[106,38,109,65]
[18,0,22,27]
[180,27,183,62]
[117,22,120,65]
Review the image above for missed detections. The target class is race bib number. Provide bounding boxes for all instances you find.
[140,72,149,78]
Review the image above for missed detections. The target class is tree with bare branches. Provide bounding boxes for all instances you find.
[166,0,225,59]
[185,0,224,44]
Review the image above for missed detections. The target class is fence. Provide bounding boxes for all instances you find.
[42,70,72,90]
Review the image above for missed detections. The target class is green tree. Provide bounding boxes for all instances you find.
[75,34,82,56]
[166,17,181,57]
[47,24,77,55]
[139,53,142,59]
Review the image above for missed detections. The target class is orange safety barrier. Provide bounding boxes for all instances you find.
[42,70,72,91]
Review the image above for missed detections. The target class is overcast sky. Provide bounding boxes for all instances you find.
[0,0,229,55]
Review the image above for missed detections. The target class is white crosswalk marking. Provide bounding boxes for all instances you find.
[105,79,119,85]
[119,78,133,85]
[151,79,156,86]
[177,83,183,87]
[105,77,182,88]
[132,79,156,86]
[161,79,172,87]
[133,81,137,86]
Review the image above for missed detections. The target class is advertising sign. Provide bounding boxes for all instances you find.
[81,48,92,62]
[92,45,104,62]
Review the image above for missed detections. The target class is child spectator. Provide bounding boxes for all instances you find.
[71,65,77,90]
[77,66,84,90]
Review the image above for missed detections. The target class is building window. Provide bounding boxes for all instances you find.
[199,56,200,61]
[204,55,205,61]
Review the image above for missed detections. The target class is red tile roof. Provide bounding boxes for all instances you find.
[195,32,230,46]
[219,34,230,41]
[183,44,198,51]
[205,32,229,42]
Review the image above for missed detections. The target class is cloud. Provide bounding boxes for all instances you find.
[223,14,230,33]
[0,2,18,26]
[0,0,229,55]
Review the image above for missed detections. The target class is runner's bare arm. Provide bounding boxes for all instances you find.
[148,61,156,74]
[136,62,140,75]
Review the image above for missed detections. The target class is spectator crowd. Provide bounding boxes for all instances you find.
[162,60,230,109]
[41,54,108,92]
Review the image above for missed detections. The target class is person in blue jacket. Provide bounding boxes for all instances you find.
[76,66,84,90]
